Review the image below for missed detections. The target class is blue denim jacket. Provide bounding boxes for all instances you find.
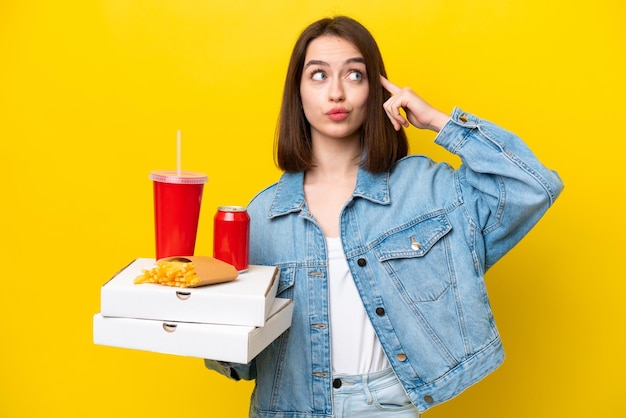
[205,108,564,416]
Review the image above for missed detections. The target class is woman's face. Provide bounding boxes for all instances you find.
[300,35,369,144]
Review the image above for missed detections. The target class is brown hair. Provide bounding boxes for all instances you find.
[275,16,408,173]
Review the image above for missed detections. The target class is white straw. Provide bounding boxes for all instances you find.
[177,130,181,176]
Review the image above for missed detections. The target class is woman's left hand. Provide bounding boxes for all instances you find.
[380,76,450,132]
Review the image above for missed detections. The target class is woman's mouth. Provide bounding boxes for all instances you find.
[326,108,349,121]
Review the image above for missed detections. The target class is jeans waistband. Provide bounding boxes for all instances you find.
[332,368,396,392]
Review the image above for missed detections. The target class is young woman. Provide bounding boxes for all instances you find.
[206,16,563,417]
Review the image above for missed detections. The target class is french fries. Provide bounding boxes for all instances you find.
[134,259,200,288]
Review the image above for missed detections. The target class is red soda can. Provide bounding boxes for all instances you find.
[213,206,250,272]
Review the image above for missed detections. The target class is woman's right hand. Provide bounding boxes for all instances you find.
[380,76,450,132]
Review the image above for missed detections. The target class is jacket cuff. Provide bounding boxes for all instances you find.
[434,107,479,152]
[203,359,241,381]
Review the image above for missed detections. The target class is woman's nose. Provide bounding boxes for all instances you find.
[328,78,345,102]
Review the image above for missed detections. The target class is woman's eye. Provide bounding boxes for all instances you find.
[312,71,326,81]
[347,70,363,81]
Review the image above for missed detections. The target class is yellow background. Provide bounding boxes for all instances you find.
[1,1,624,417]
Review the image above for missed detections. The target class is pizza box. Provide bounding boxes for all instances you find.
[94,298,293,364]
[100,258,279,326]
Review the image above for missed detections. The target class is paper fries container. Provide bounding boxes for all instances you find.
[157,255,238,287]
[93,298,293,363]
[100,258,279,327]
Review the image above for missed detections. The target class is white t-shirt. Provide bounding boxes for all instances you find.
[326,236,391,375]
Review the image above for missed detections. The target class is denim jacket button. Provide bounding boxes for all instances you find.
[332,378,342,389]
[375,307,385,316]
[357,258,367,267]
[424,395,434,403]
[396,353,407,362]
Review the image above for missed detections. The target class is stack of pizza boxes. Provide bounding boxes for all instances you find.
[93,258,293,363]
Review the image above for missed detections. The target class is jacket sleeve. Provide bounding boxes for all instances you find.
[434,107,564,269]
[203,359,257,381]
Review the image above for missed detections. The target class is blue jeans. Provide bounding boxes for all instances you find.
[332,368,420,417]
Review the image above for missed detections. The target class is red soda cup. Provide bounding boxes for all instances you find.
[213,206,250,272]
[150,170,208,260]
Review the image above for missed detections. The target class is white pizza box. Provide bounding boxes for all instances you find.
[100,258,279,327]
[93,298,293,364]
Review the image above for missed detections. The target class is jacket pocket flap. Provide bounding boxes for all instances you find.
[277,266,296,295]
[376,212,451,261]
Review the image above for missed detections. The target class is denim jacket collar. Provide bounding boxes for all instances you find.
[267,167,390,219]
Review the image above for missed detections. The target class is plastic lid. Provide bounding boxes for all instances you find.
[149,170,208,184]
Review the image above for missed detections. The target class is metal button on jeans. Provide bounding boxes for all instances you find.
[333,378,342,389]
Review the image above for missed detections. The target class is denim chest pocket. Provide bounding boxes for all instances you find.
[375,212,453,302]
